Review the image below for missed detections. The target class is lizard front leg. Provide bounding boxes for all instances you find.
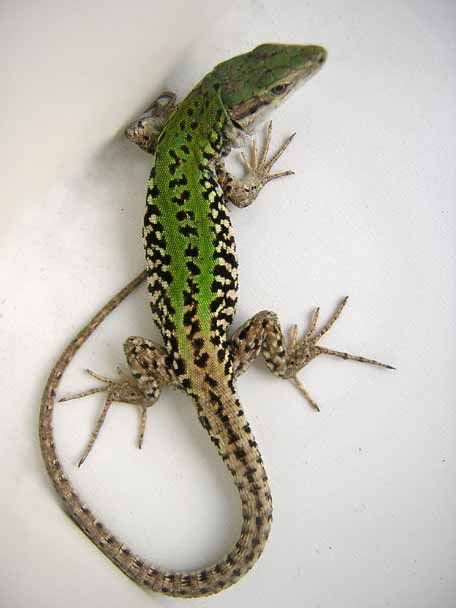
[230,298,393,411]
[216,121,295,208]
[59,337,176,465]
[125,91,177,153]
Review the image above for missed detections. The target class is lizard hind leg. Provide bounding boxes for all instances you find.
[229,299,393,412]
[283,298,395,409]
[59,337,174,465]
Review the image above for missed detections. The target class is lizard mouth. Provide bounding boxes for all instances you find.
[230,96,270,123]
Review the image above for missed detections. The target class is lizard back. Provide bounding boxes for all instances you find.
[144,79,238,394]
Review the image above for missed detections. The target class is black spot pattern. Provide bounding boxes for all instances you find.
[139,79,273,596]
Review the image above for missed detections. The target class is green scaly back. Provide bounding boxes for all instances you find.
[144,43,326,394]
[143,79,236,394]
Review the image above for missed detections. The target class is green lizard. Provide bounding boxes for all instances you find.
[40,43,392,598]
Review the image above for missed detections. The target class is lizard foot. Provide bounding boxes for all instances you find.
[285,298,394,411]
[59,367,156,466]
[218,120,295,208]
[241,119,295,187]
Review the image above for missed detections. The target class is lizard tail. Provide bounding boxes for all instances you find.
[39,272,272,598]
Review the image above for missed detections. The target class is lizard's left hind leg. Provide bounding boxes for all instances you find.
[229,298,393,411]
[59,337,176,465]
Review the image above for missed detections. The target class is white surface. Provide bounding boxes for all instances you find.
[1,1,455,606]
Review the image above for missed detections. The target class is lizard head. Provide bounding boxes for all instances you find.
[211,43,327,134]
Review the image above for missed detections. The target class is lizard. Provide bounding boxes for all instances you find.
[39,43,393,598]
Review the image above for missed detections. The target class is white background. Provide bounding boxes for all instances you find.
[1,1,455,606]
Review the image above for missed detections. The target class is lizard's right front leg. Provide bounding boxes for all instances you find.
[216,120,295,208]
[59,337,176,465]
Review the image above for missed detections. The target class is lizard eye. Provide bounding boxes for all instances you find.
[270,83,289,96]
